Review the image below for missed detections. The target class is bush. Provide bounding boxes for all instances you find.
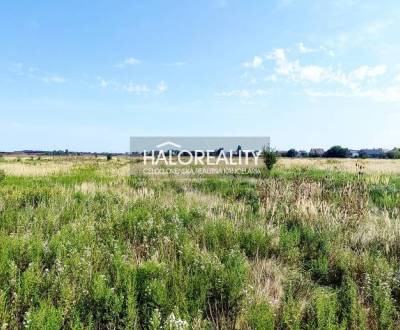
[0,170,5,183]
[338,275,367,329]
[305,288,339,329]
[127,175,149,189]
[246,301,275,329]
[207,249,248,328]
[286,149,298,158]
[136,261,169,328]
[25,302,63,329]
[262,149,278,171]
[106,154,112,161]
[366,276,396,330]
[386,148,400,159]
[89,273,124,324]
[324,146,350,158]
[280,294,302,330]
[238,227,271,258]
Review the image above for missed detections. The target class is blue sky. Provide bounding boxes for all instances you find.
[1,0,400,152]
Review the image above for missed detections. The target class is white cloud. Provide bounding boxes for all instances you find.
[297,43,335,57]
[266,48,297,76]
[122,83,149,95]
[298,42,317,54]
[266,48,328,82]
[13,63,66,84]
[97,77,118,89]
[98,78,109,88]
[216,89,268,98]
[163,61,185,67]
[359,86,400,102]
[321,47,335,57]
[123,57,140,65]
[231,43,398,103]
[243,56,263,69]
[116,57,141,68]
[156,80,168,93]
[305,85,400,103]
[41,76,66,84]
[265,48,388,87]
[350,65,387,80]
[298,65,327,83]
[97,77,166,95]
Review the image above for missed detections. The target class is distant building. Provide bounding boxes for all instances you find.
[359,148,385,158]
[309,148,325,157]
[349,149,360,158]
[299,150,308,157]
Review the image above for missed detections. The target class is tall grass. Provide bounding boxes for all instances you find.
[0,158,399,328]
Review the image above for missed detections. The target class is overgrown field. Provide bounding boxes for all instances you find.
[0,157,400,329]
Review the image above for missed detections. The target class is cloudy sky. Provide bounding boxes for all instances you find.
[1,0,400,152]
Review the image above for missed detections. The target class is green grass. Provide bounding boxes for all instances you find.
[0,160,399,328]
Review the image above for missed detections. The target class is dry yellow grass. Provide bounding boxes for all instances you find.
[0,161,74,176]
[1,156,399,176]
[278,157,400,174]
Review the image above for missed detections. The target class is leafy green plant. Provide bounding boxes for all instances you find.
[0,157,399,328]
[262,149,278,171]
[324,146,351,158]
[246,301,275,330]
[338,276,367,330]
[305,288,339,330]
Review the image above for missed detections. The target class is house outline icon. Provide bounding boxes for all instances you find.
[156,141,182,149]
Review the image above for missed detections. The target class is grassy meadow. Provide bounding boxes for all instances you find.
[0,156,400,329]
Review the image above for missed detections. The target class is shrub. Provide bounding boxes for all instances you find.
[305,288,339,330]
[207,249,248,328]
[89,273,124,325]
[0,170,5,183]
[203,220,236,253]
[365,276,396,330]
[279,223,301,263]
[136,261,169,328]
[246,301,275,330]
[238,227,271,258]
[338,275,367,329]
[286,149,298,158]
[262,149,278,171]
[324,146,350,158]
[149,308,162,329]
[385,148,400,159]
[127,174,149,189]
[106,154,112,161]
[25,302,63,329]
[280,294,302,330]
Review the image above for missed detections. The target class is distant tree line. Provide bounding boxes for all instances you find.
[281,146,400,159]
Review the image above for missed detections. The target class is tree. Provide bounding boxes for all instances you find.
[286,149,297,158]
[262,149,278,170]
[324,146,350,158]
[236,145,242,156]
[386,148,400,159]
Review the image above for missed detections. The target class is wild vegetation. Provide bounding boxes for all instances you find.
[0,157,399,329]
